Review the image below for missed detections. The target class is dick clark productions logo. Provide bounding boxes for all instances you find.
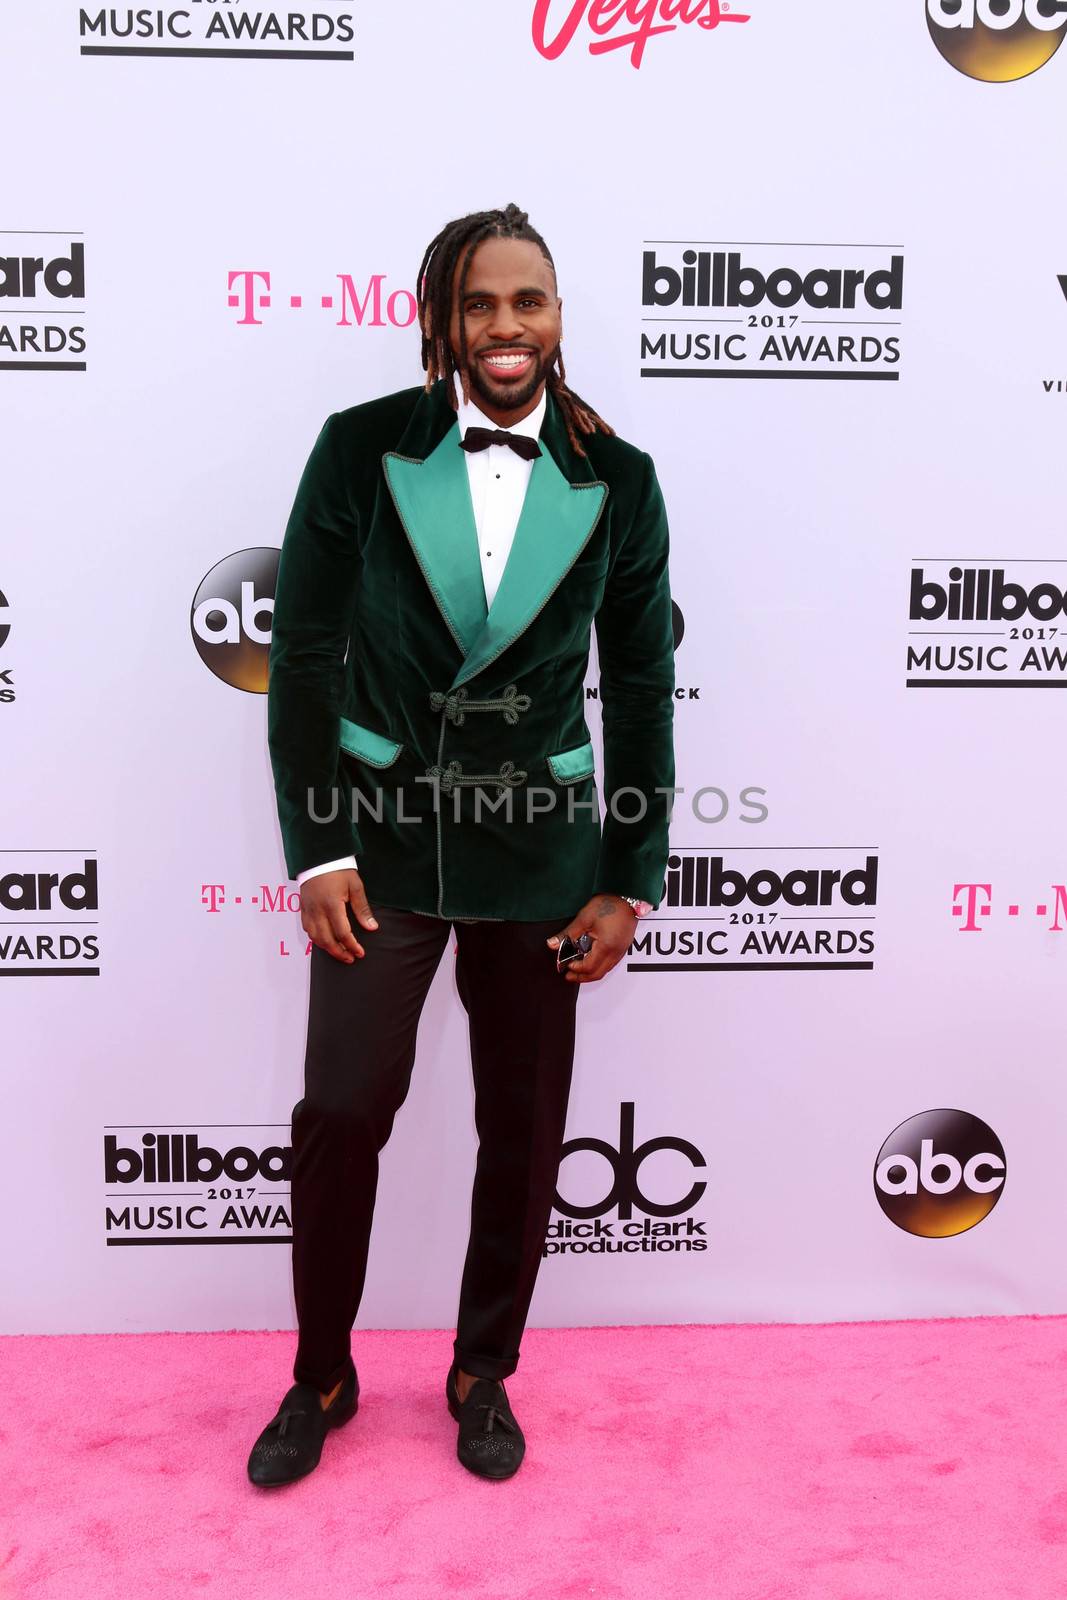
[191,548,278,693]
[874,1109,1005,1237]
[0,586,12,705]
[545,1102,708,1257]
[927,0,1067,82]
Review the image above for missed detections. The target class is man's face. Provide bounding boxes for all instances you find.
[447,236,563,424]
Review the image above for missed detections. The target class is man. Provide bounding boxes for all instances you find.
[247,204,675,1486]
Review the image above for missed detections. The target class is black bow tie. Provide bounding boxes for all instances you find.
[459,426,542,462]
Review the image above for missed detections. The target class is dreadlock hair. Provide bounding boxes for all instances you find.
[416,202,614,459]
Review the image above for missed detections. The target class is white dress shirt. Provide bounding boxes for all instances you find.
[297,382,547,887]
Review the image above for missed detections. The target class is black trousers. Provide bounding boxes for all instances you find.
[290,904,579,1392]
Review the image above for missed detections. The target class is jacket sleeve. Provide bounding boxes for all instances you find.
[267,413,363,879]
[593,451,676,908]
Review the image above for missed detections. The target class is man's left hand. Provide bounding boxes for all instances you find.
[546,894,637,983]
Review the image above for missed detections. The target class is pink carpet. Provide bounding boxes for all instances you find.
[3,1318,1067,1600]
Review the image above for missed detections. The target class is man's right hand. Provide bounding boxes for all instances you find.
[299,868,378,963]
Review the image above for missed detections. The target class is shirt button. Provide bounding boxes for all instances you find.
[495,473,501,479]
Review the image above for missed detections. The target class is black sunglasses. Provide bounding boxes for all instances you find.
[555,932,593,973]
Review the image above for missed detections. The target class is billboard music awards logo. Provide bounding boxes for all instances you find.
[228,268,416,329]
[906,560,1067,686]
[191,548,278,693]
[0,852,100,976]
[104,1125,292,1244]
[545,1103,708,1257]
[625,847,878,972]
[640,243,903,380]
[0,235,85,371]
[874,1110,1005,1237]
[0,586,13,704]
[531,0,750,69]
[77,2,353,58]
[927,0,1067,82]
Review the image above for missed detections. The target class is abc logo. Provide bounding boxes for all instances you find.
[874,1108,1005,1237]
[927,0,1067,82]
[671,599,684,651]
[0,587,9,650]
[190,547,279,693]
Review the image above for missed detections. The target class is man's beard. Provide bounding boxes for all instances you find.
[465,343,558,413]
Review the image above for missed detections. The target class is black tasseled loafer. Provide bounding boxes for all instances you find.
[445,1362,525,1481]
[247,1358,358,1487]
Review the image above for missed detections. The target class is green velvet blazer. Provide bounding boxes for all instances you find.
[267,379,676,921]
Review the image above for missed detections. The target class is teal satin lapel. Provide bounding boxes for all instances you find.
[383,425,488,659]
[451,448,608,691]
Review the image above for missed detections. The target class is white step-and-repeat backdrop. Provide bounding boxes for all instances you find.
[4,0,1066,1336]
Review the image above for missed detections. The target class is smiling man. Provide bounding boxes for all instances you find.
[248,204,676,1487]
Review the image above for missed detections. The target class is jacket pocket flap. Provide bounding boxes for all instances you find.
[547,739,595,784]
[339,717,402,768]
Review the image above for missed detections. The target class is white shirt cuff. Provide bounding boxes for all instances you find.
[296,855,358,886]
